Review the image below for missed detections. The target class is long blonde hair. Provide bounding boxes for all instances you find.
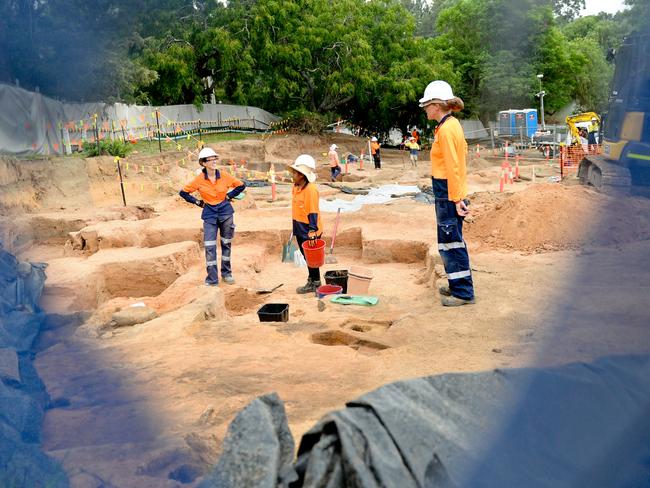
[438,97,464,112]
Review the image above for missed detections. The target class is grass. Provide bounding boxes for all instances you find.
[55,131,262,159]
[128,131,261,156]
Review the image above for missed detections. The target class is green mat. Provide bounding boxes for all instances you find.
[330,295,379,306]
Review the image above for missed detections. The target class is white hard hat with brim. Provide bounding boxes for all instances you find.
[419,80,455,107]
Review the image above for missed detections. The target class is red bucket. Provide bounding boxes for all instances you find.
[301,239,326,268]
[316,284,343,299]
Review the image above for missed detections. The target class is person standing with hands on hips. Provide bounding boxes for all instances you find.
[420,80,475,306]
[179,147,246,286]
[289,154,323,294]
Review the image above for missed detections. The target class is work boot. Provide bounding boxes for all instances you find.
[441,295,475,307]
[222,275,235,285]
[438,284,451,296]
[296,279,320,294]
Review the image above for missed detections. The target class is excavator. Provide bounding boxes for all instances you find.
[566,112,600,146]
[563,112,600,166]
[578,32,650,194]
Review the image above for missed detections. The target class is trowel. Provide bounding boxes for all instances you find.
[255,283,284,295]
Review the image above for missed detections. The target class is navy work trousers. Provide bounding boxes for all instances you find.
[296,234,322,283]
[203,215,235,285]
[432,177,474,300]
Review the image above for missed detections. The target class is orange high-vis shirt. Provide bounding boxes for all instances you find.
[292,183,322,234]
[182,170,243,205]
[429,117,468,202]
[328,150,340,168]
[371,142,380,155]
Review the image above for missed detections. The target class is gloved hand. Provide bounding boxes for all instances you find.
[195,200,205,208]
[307,231,317,247]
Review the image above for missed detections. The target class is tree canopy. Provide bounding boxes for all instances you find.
[0,0,639,131]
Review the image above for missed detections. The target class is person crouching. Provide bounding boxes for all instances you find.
[179,147,246,286]
[289,154,323,294]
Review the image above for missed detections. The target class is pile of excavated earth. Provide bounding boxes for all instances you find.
[2,132,650,486]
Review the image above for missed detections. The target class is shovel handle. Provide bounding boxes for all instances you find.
[330,208,341,252]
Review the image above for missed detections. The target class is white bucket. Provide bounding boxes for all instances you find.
[347,266,373,295]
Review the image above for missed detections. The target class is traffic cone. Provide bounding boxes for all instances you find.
[515,155,520,180]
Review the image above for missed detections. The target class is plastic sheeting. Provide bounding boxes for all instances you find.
[199,354,650,488]
[0,246,68,486]
[319,184,420,213]
[0,83,280,157]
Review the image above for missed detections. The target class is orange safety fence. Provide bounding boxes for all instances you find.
[559,144,602,179]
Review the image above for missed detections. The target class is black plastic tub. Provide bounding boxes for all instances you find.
[257,303,289,322]
[324,270,348,294]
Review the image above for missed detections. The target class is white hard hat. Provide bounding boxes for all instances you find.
[330,144,338,151]
[290,154,317,183]
[371,136,378,142]
[419,80,455,107]
[198,147,218,162]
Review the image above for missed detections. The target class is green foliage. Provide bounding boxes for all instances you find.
[83,139,134,158]
[0,0,634,131]
[282,109,329,134]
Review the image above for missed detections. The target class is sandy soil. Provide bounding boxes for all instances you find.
[2,134,650,487]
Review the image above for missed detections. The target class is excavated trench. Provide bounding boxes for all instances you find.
[3,153,450,487]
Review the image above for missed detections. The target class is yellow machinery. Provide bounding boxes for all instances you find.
[578,33,650,192]
[566,112,600,146]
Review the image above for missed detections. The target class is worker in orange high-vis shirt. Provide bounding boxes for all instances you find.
[328,144,342,181]
[179,147,246,286]
[420,80,475,306]
[289,154,323,294]
[370,137,381,169]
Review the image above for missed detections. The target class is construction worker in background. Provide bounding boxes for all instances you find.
[587,117,599,152]
[289,154,323,294]
[579,128,589,153]
[328,144,342,181]
[179,147,246,286]
[411,127,420,143]
[420,80,475,306]
[405,136,420,167]
[371,136,381,169]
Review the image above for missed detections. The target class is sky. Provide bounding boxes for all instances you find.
[581,0,628,16]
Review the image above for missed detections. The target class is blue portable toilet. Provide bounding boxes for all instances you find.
[522,109,538,138]
[498,110,517,136]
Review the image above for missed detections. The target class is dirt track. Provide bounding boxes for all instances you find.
[2,133,650,486]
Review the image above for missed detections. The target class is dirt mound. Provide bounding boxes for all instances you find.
[264,133,368,164]
[467,184,650,252]
[223,287,265,315]
[468,156,499,171]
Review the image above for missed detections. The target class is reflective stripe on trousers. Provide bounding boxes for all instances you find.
[432,177,474,300]
[203,215,235,284]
